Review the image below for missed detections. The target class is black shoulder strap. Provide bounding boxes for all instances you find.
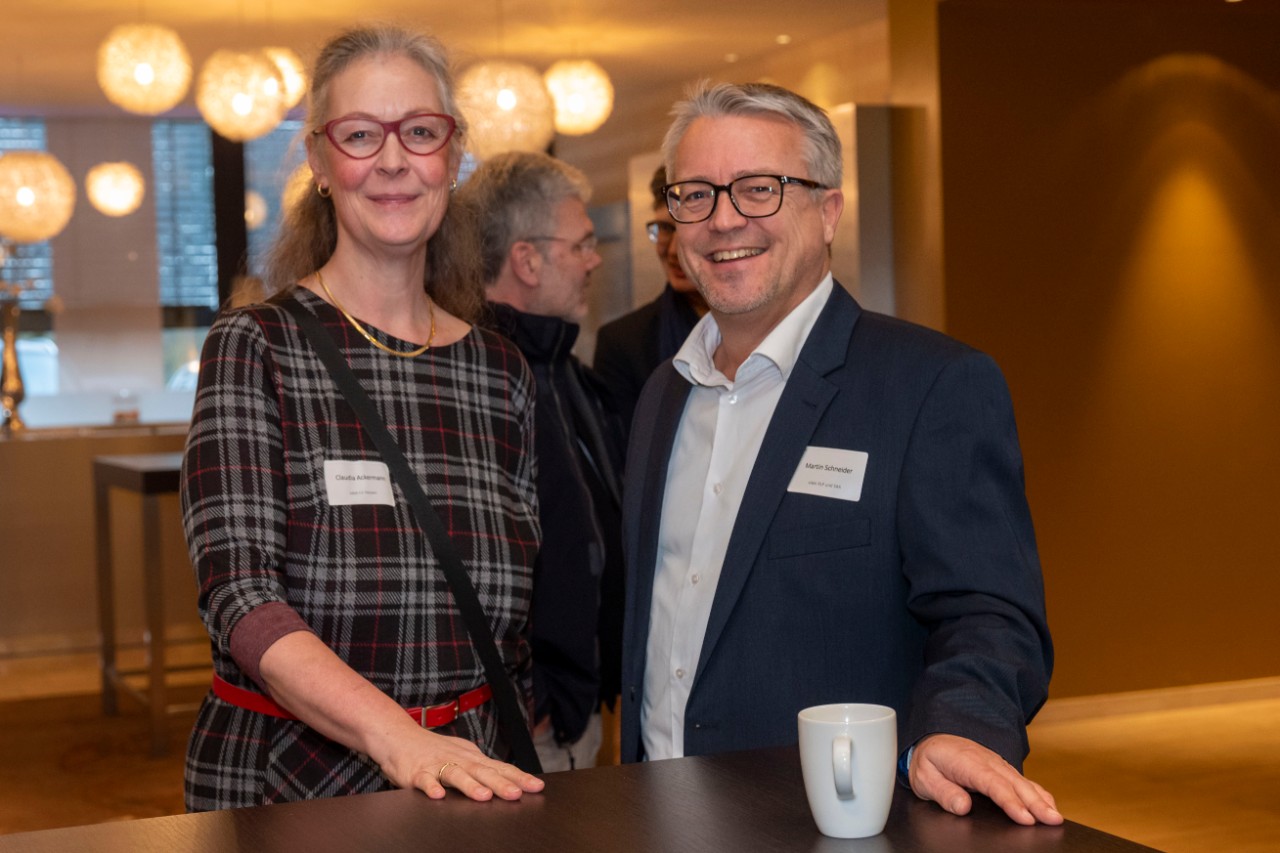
[282,300,541,774]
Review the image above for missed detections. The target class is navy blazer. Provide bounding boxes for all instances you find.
[619,283,1052,767]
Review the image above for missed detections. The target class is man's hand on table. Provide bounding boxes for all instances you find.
[909,733,1064,826]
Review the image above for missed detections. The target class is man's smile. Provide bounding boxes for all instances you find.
[709,247,765,263]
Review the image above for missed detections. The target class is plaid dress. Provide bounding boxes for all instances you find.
[181,289,539,811]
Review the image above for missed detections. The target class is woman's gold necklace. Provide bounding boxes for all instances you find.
[315,270,435,358]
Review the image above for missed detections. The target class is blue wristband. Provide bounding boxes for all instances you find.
[897,745,915,786]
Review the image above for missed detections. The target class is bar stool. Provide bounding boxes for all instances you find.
[93,452,206,755]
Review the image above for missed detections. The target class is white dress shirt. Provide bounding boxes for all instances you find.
[641,275,834,760]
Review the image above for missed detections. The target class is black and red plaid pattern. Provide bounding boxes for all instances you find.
[181,289,540,811]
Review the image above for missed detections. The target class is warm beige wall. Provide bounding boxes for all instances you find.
[0,429,196,654]
[937,0,1280,696]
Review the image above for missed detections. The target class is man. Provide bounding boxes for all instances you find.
[593,165,706,433]
[459,151,625,771]
[620,81,1062,826]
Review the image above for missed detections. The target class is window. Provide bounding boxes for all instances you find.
[151,121,218,313]
[245,119,307,274]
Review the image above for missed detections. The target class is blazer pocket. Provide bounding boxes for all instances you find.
[768,517,872,559]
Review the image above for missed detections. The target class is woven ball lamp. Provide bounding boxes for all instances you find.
[0,152,77,244]
[544,59,614,135]
[196,50,288,142]
[96,24,192,115]
[85,162,146,217]
[244,190,268,231]
[263,47,308,110]
[457,61,554,160]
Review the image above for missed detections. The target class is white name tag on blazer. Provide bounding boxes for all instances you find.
[786,446,869,502]
[324,460,396,506]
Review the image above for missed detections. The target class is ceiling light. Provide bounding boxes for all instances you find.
[85,162,146,217]
[457,61,555,160]
[196,50,288,142]
[97,24,192,115]
[0,151,77,243]
[263,47,308,110]
[244,190,268,230]
[544,59,614,136]
[776,34,792,45]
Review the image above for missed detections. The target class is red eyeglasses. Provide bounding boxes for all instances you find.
[313,113,457,159]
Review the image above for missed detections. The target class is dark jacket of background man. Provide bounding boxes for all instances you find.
[487,302,625,744]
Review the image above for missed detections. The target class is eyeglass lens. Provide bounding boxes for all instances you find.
[327,114,454,158]
[527,234,599,254]
[646,221,676,244]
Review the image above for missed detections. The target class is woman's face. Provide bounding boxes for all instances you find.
[308,52,459,260]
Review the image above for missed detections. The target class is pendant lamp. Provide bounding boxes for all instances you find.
[197,50,288,142]
[0,152,77,244]
[263,47,308,110]
[544,59,614,135]
[97,24,192,115]
[86,162,146,217]
[457,61,554,160]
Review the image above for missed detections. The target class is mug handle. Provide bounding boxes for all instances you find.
[833,735,854,799]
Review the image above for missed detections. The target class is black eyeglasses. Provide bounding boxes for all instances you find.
[645,221,676,245]
[663,174,828,224]
[313,113,457,160]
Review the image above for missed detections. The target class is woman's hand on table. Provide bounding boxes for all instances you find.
[909,733,1063,826]
[373,728,545,802]
[257,632,543,803]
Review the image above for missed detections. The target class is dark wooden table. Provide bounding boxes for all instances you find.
[0,746,1157,852]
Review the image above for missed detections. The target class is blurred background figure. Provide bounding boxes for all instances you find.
[593,165,706,434]
[460,151,625,772]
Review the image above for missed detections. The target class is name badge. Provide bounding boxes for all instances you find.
[324,460,396,506]
[786,446,869,502]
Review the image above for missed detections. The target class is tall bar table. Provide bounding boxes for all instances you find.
[92,452,193,755]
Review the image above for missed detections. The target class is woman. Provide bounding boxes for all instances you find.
[181,24,544,811]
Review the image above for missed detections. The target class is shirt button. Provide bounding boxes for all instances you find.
[691,573,700,585]
[675,668,686,679]
[712,483,724,495]
[727,394,738,405]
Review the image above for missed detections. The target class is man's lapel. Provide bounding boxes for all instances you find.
[627,368,693,657]
[694,285,861,679]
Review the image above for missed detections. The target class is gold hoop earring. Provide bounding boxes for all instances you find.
[317,183,331,198]
[449,179,458,192]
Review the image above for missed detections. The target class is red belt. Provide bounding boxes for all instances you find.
[212,675,492,728]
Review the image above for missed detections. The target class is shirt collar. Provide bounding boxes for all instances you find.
[674,273,834,388]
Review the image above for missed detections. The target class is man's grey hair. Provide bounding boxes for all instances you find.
[660,80,843,190]
[458,151,593,284]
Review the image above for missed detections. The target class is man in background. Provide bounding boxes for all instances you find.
[459,151,624,770]
[593,165,706,434]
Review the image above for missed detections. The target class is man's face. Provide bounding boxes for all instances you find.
[648,206,695,294]
[671,114,842,330]
[533,196,601,323]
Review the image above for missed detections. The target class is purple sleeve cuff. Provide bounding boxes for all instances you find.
[228,601,314,690]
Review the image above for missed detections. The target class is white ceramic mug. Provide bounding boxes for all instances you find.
[797,703,897,838]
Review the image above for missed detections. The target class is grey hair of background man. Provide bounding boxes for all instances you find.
[660,80,843,190]
[460,151,593,284]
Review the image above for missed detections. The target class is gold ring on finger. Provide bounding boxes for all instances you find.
[436,761,459,784]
